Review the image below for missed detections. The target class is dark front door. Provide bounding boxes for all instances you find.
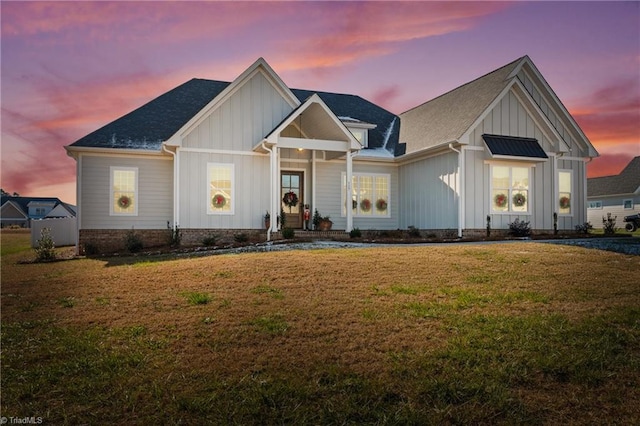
[281,171,303,229]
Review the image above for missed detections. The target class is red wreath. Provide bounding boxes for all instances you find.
[559,196,570,209]
[282,191,299,208]
[494,193,507,208]
[360,199,372,212]
[118,195,131,209]
[375,198,388,212]
[212,193,227,209]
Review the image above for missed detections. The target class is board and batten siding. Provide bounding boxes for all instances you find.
[517,69,589,158]
[182,71,294,152]
[398,152,459,230]
[462,88,587,230]
[80,155,173,229]
[178,151,270,229]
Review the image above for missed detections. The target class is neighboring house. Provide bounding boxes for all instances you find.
[587,156,640,228]
[65,56,598,252]
[0,196,76,228]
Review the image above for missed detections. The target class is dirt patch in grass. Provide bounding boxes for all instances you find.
[2,232,639,424]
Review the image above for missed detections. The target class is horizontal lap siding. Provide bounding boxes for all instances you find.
[587,195,639,228]
[315,161,399,230]
[80,155,173,229]
[398,152,458,230]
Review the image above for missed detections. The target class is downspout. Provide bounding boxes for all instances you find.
[262,142,274,241]
[448,143,463,238]
[162,144,178,229]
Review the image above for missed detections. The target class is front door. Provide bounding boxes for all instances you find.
[281,171,303,229]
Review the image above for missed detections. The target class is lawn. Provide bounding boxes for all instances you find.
[1,231,639,424]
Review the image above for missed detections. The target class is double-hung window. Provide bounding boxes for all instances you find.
[343,173,390,217]
[207,163,234,215]
[558,170,572,215]
[111,167,138,216]
[491,165,530,213]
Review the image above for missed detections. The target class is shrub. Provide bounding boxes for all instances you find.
[202,234,218,246]
[350,227,362,238]
[282,227,295,239]
[486,215,491,237]
[575,222,593,235]
[509,218,531,237]
[407,226,421,238]
[124,229,143,253]
[553,212,559,235]
[602,213,617,235]
[234,232,249,243]
[83,242,99,256]
[34,227,56,261]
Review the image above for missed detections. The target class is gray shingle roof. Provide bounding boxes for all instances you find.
[588,156,640,197]
[69,80,401,154]
[399,57,524,154]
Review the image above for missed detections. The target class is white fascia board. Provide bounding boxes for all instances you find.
[65,145,167,158]
[166,58,301,147]
[395,141,461,165]
[519,59,598,157]
[487,154,548,163]
[265,94,361,151]
[344,121,377,130]
[511,82,570,153]
[279,137,350,152]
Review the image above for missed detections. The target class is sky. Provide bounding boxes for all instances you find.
[1,1,638,205]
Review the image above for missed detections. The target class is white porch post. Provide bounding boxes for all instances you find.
[346,150,354,233]
[276,147,281,231]
[312,150,317,226]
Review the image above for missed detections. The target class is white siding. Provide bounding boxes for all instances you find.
[398,152,458,230]
[315,160,399,230]
[178,151,269,229]
[182,71,293,151]
[587,195,640,229]
[461,88,588,231]
[80,155,173,229]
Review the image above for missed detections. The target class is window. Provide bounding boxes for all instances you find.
[111,167,138,216]
[491,165,530,213]
[348,128,368,148]
[343,173,390,217]
[623,199,634,209]
[558,170,572,215]
[207,163,234,214]
[588,201,603,210]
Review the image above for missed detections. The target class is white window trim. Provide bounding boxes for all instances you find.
[341,172,391,218]
[489,164,532,215]
[110,166,138,216]
[623,199,634,209]
[588,201,603,210]
[207,163,235,215]
[558,169,573,217]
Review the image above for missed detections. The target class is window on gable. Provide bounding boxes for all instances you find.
[491,165,530,213]
[111,167,138,216]
[342,173,390,217]
[558,170,572,215]
[207,163,234,215]
[349,128,368,148]
[623,199,634,209]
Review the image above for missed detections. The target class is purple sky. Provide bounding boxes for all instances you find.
[2,1,638,205]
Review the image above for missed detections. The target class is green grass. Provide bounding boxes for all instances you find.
[180,291,212,305]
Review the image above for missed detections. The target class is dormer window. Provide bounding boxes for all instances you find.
[349,128,368,148]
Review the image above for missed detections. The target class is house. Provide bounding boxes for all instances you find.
[587,156,639,228]
[0,196,76,228]
[65,55,598,253]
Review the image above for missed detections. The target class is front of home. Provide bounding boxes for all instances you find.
[65,56,598,253]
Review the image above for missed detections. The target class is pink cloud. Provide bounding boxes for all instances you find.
[587,153,637,178]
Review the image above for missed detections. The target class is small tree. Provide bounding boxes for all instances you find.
[124,228,144,253]
[602,213,617,235]
[35,227,56,261]
[312,208,322,230]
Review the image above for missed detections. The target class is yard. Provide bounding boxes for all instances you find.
[1,230,639,424]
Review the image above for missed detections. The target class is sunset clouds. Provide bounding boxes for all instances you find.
[1,1,638,203]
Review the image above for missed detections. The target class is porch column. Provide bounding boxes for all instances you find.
[346,150,354,232]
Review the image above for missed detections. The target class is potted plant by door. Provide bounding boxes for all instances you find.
[312,209,332,231]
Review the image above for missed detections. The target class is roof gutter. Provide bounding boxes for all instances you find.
[448,143,464,238]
